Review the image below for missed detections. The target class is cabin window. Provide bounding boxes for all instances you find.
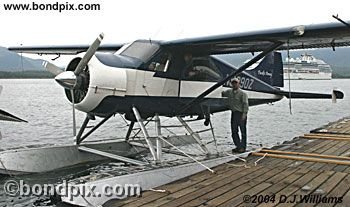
[120,41,160,62]
[183,57,222,82]
[148,53,172,72]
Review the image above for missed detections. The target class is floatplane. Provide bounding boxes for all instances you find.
[2,19,350,206]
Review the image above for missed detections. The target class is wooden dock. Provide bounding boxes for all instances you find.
[105,118,350,207]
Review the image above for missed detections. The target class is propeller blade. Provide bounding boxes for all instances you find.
[176,42,283,114]
[74,33,104,75]
[42,61,63,75]
[70,89,77,136]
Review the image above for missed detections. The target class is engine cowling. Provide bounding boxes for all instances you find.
[63,57,90,104]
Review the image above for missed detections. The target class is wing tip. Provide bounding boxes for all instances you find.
[333,89,344,99]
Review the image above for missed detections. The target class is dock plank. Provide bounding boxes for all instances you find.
[117,158,285,207]
[306,140,348,171]
[152,166,271,207]
[107,163,233,206]
[254,168,310,207]
[335,188,350,207]
[283,139,342,170]
[183,164,297,207]
[292,170,335,207]
[255,169,320,207]
[316,174,350,207]
[146,158,291,207]
[204,167,309,207]
[109,162,244,206]
[106,118,350,207]
[219,182,272,207]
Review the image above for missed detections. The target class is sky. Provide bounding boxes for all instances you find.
[1,0,350,63]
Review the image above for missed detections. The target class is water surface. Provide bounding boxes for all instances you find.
[0,79,349,206]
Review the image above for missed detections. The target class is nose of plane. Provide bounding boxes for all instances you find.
[55,71,77,90]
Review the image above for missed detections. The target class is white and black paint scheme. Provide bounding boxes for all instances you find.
[8,21,350,136]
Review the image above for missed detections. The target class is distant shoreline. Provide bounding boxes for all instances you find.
[0,71,55,79]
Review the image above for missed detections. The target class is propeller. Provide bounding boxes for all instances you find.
[54,33,104,90]
[42,33,105,136]
[74,33,104,75]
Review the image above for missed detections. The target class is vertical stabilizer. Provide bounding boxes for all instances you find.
[246,52,284,87]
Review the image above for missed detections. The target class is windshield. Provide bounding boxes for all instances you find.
[119,41,160,62]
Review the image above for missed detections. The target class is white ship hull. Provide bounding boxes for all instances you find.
[283,53,332,80]
[284,72,332,80]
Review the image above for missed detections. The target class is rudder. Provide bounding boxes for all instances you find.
[245,51,283,87]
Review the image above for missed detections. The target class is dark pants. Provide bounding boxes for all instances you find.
[231,111,247,150]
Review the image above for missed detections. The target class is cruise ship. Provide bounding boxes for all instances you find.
[283,53,332,80]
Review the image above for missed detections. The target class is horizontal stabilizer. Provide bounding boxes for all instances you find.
[0,109,27,122]
[275,89,344,99]
[333,90,345,99]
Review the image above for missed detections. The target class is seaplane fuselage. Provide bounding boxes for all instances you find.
[59,40,284,120]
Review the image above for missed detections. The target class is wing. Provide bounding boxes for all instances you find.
[162,21,350,55]
[9,21,350,55]
[8,44,123,55]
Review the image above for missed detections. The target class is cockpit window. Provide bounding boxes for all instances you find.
[119,41,160,62]
[183,57,222,81]
[148,52,172,72]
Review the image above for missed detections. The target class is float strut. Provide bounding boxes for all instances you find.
[125,121,135,141]
[177,116,209,154]
[75,115,90,145]
[132,107,157,161]
[77,113,114,145]
[155,114,162,163]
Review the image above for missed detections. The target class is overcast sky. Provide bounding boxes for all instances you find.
[1,0,349,65]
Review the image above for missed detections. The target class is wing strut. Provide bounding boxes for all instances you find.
[333,15,350,29]
[176,41,284,114]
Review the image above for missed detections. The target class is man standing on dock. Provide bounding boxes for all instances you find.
[222,78,249,153]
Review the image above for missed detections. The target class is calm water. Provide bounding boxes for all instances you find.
[0,78,349,206]
[0,79,349,148]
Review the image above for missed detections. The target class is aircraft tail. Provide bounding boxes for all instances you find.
[245,51,283,87]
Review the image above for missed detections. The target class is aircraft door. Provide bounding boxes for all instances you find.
[148,52,180,97]
[180,57,222,98]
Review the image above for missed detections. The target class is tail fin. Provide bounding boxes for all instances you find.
[245,51,283,87]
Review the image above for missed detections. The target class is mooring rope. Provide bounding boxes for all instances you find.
[254,152,268,166]
[157,135,215,173]
[149,188,167,193]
